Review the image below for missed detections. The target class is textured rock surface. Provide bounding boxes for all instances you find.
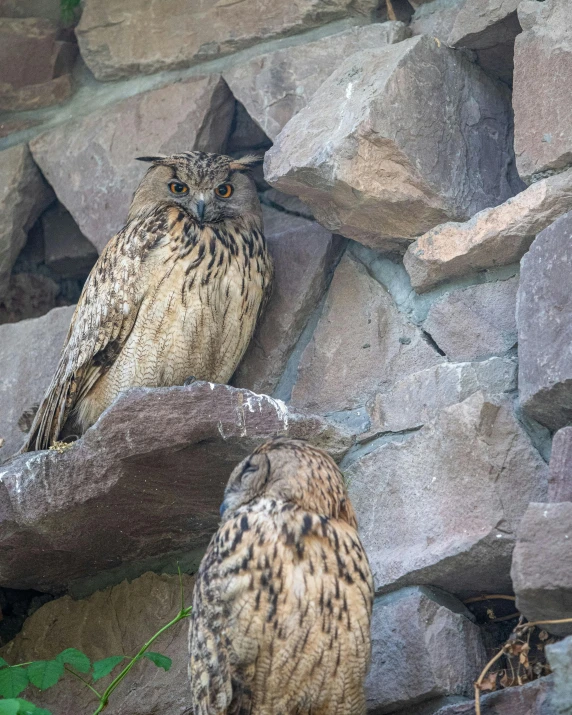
[410,0,463,43]
[0,305,74,461]
[366,587,485,714]
[42,203,98,279]
[547,637,572,715]
[0,272,60,325]
[0,382,352,591]
[224,22,409,141]
[0,572,195,715]
[0,18,77,111]
[448,0,521,85]
[290,253,443,413]
[549,428,572,503]
[404,168,572,292]
[517,210,572,431]
[76,0,379,81]
[0,144,53,299]
[432,676,555,714]
[30,75,234,253]
[233,207,344,394]
[347,392,548,595]
[513,0,572,182]
[367,358,517,434]
[423,277,518,362]
[265,35,521,251]
[512,502,572,637]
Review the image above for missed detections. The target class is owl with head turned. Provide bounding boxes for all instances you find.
[20,151,273,453]
[189,437,374,715]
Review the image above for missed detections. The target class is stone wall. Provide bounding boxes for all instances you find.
[1,0,571,713]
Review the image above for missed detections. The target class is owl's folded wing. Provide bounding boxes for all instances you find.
[20,211,166,453]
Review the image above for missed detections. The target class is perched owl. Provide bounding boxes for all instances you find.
[20,151,273,453]
[189,437,374,715]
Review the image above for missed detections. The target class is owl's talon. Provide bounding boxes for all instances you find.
[184,375,197,386]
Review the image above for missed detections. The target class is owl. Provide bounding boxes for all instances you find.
[189,437,374,715]
[20,151,273,453]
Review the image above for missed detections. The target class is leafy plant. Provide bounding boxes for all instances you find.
[0,573,192,715]
[60,0,81,23]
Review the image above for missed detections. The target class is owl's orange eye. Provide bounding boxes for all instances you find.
[169,182,189,195]
[215,183,234,199]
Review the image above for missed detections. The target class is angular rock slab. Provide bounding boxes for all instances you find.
[224,22,409,141]
[404,167,572,292]
[448,0,521,85]
[76,0,379,81]
[512,502,572,637]
[517,211,572,431]
[547,637,572,715]
[423,277,518,362]
[0,382,352,592]
[0,143,54,299]
[0,572,195,715]
[513,0,572,182]
[366,587,485,714]
[0,306,75,463]
[30,75,234,253]
[233,206,344,395]
[549,428,572,503]
[290,252,443,414]
[410,0,464,44]
[265,35,521,252]
[346,392,548,596]
[432,676,555,715]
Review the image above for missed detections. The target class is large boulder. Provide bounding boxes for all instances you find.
[511,502,572,637]
[223,22,409,141]
[0,572,195,715]
[432,677,555,715]
[410,0,464,44]
[549,427,572,502]
[29,76,234,253]
[547,637,572,715]
[517,211,572,431]
[346,392,548,596]
[404,167,572,292]
[289,252,443,414]
[0,144,54,299]
[264,35,522,253]
[233,206,344,395]
[366,587,485,714]
[448,0,521,85]
[0,382,352,592]
[0,305,75,462]
[513,0,572,182]
[75,0,379,81]
[423,277,518,362]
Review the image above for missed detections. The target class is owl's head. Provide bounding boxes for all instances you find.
[220,438,357,527]
[129,151,263,226]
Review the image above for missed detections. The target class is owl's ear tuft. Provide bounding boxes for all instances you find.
[229,154,264,172]
[135,155,168,164]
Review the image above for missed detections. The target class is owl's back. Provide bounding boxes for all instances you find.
[189,498,374,715]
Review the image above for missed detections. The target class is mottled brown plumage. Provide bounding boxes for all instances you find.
[20,151,273,452]
[189,438,374,715]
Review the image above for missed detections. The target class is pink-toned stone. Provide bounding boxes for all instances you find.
[404,168,572,292]
[233,206,344,395]
[30,76,234,253]
[223,22,409,141]
[76,0,379,81]
[290,253,443,414]
[513,0,572,182]
[0,74,73,112]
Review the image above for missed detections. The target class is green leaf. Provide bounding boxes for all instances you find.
[15,701,52,715]
[92,656,125,682]
[26,660,64,691]
[55,648,90,674]
[0,659,8,669]
[143,652,172,672]
[0,668,29,698]
[0,699,20,715]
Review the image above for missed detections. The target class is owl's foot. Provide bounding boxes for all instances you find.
[49,440,76,454]
[184,375,197,386]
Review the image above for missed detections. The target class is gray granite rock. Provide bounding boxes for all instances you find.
[549,428,572,503]
[517,211,572,431]
[547,637,572,715]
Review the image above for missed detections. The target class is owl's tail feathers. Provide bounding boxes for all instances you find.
[18,366,75,454]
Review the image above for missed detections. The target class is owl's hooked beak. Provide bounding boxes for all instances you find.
[195,200,206,226]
